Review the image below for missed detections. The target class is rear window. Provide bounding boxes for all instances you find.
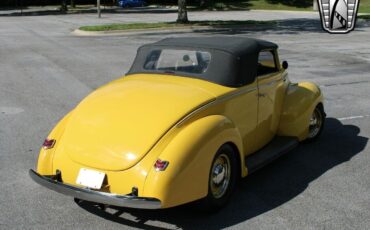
[143,49,211,74]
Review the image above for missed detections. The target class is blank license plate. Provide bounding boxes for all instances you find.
[76,168,105,189]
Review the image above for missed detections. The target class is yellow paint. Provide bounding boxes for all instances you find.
[36,72,323,208]
[36,112,72,175]
[144,115,243,208]
[55,75,230,171]
[277,81,323,140]
[254,70,288,150]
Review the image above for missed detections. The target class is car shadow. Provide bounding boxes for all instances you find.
[76,117,368,229]
[131,19,370,37]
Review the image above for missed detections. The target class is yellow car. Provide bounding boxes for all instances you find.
[30,37,325,210]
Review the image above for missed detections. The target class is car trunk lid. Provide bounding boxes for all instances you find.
[57,74,228,171]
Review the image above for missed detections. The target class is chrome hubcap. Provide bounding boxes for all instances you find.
[210,153,231,199]
[308,107,323,138]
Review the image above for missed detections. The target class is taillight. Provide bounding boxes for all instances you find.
[154,159,169,171]
[42,139,56,149]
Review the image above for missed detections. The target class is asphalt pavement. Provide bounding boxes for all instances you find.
[0,10,370,229]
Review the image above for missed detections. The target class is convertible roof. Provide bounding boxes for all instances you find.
[127,37,279,87]
[151,37,278,57]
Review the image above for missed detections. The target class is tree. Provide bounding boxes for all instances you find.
[177,0,189,23]
[199,0,211,8]
[60,0,68,12]
[71,0,76,8]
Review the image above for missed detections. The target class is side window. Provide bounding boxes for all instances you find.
[257,50,278,76]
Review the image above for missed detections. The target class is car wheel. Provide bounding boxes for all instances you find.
[203,144,238,211]
[306,104,325,141]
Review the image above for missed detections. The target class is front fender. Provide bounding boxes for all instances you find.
[277,82,324,140]
[142,115,243,208]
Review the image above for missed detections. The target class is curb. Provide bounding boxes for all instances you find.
[72,24,275,36]
[73,26,234,36]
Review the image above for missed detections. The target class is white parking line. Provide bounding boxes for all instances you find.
[338,115,370,121]
[0,107,24,115]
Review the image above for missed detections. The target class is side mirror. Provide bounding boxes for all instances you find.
[282,61,288,70]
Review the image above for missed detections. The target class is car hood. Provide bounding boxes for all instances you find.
[57,74,228,171]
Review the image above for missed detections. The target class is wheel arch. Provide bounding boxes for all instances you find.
[317,101,325,111]
[223,141,242,179]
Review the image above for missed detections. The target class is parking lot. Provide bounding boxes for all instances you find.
[0,11,370,229]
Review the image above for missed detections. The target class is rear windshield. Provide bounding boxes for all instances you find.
[143,49,211,74]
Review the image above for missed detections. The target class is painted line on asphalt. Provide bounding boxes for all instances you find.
[320,80,370,88]
[337,115,370,121]
[0,107,24,115]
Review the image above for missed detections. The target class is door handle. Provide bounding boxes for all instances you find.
[258,93,266,97]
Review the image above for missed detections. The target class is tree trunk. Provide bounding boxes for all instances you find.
[60,0,68,12]
[177,0,189,23]
[313,0,318,11]
[71,0,76,8]
[97,0,101,18]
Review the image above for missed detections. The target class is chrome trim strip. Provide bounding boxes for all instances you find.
[176,86,257,127]
[29,169,161,209]
[258,78,281,89]
[219,86,257,102]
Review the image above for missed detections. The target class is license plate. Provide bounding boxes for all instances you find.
[76,168,105,189]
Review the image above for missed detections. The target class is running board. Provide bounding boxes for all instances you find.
[245,136,299,174]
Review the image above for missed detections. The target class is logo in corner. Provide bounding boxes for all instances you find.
[317,0,360,33]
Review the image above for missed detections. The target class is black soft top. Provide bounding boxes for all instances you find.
[127,37,278,87]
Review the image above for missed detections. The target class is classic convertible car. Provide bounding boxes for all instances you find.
[30,37,325,210]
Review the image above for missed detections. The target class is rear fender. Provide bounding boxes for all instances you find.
[277,82,323,140]
[37,112,73,175]
[142,115,243,208]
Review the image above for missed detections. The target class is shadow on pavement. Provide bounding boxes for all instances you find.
[76,118,367,229]
[131,19,370,36]
[266,0,312,8]
[0,6,177,17]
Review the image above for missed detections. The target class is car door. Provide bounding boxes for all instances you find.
[254,50,286,150]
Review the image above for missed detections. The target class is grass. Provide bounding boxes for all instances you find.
[80,22,177,31]
[191,0,312,11]
[79,20,276,31]
[358,15,370,20]
[359,0,370,13]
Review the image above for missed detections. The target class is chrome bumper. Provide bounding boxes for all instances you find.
[29,169,161,209]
